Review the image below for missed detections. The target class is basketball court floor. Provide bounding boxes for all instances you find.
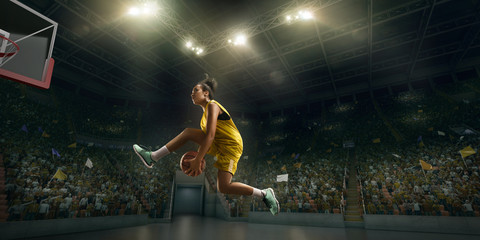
[25,214,477,240]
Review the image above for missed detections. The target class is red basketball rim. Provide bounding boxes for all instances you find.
[0,35,20,57]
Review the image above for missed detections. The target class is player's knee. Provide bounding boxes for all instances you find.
[180,128,195,138]
[217,183,229,194]
[182,128,204,137]
[182,128,195,134]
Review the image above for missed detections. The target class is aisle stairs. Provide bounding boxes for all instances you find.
[344,151,364,228]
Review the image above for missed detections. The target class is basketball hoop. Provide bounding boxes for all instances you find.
[0,35,20,67]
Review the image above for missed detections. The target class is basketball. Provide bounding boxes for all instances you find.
[180,151,206,175]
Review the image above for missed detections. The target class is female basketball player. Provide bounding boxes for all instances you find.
[133,75,279,215]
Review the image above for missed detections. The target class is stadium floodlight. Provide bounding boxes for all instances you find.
[299,10,313,20]
[185,40,204,56]
[286,9,314,23]
[235,35,246,45]
[228,34,247,46]
[127,2,159,16]
[128,7,140,16]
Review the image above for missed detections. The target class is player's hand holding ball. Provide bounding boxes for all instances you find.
[180,151,206,177]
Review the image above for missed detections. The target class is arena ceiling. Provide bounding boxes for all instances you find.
[18,0,480,113]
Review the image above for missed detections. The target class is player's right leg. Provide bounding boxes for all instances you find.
[133,144,155,168]
[164,128,204,153]
[133,128,205,168]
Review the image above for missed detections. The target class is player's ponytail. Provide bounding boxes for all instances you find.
[199,73,217,99]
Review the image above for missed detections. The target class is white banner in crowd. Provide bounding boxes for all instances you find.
[85,158,93,169]
[277,174,288,182]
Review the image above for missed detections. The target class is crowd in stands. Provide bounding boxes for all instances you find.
[357,138,480,216]
[217,80,479,218]
[1,76,479,222]
[251,151,346,214]
[0,81,173,221]
[211,113,348,217]
[356,82,480,217]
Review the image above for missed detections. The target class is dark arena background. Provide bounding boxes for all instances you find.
[1,0,480,239]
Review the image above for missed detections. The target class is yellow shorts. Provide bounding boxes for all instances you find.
[213,154,239,176]
[208,142,242,175]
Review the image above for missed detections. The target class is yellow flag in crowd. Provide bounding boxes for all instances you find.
[53,169,67,180]
[420,160,433,171]
[372,138,381,143]
[418,109,423,113]
[460,146,476,158]
[42,131,50,138]
[326,148,332,153]
[68,142,77,148]
[281,165,287,171]
[293,162,302,168]
[419,141,425,148]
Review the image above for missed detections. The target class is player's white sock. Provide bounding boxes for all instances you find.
[252,188,266,198]
[151,146,170,162]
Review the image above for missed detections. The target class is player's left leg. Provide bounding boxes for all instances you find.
[217,170,280,215]
[217,170,254,195]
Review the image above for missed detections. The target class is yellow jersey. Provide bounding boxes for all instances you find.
[200,100,243,160]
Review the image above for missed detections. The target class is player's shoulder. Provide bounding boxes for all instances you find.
[208,100,221,110]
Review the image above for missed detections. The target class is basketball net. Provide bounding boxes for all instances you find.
[0,35,20,67]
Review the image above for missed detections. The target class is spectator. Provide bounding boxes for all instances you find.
[59,201,68,218]
[38,201,49,220]
[7,200,23,221]
[463,200,474,216]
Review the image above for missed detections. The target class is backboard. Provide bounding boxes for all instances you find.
[0,0,58,89]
